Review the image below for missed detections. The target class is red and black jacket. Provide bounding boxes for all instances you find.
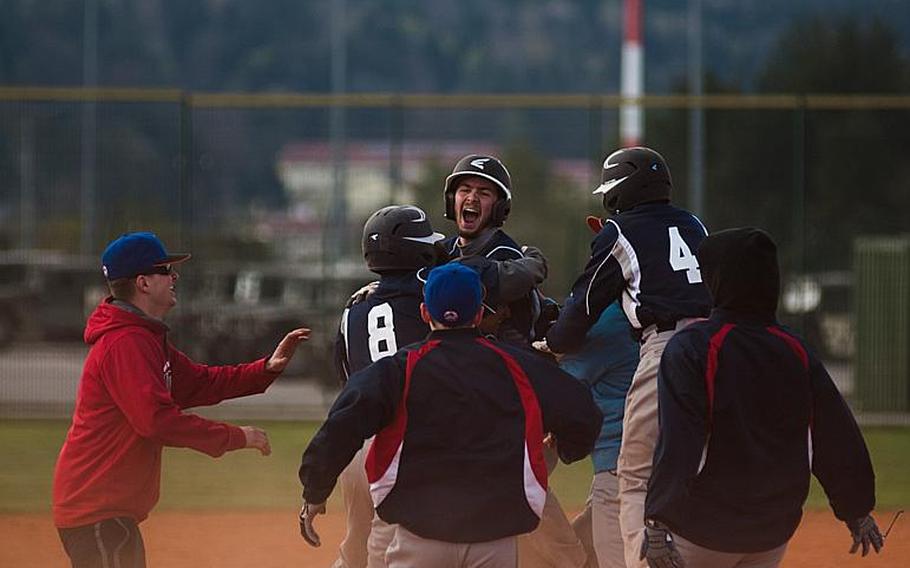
[645,229,874,553]
[300,327,601,543]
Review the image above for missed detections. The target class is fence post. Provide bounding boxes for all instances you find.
[178,92,194,249]
[389,95,403,206]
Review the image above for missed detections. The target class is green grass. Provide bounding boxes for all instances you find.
[2,420,907,514]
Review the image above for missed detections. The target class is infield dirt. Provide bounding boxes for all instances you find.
[2,509,905,567]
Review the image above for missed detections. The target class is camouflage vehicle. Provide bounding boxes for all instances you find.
[170,261,372,385]
[0,251,107,348]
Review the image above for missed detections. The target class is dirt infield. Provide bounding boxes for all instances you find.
[2,509,905,567]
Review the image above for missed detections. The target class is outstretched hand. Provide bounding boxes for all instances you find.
[265,328,311,373]
[847,515,884,557]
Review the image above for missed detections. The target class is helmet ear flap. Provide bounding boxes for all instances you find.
[605,192,620,214]
[444,190,456,220]
[491,197,511,226]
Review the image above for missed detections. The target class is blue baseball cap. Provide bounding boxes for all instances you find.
[101,232,191,280]
[423,263,483,327]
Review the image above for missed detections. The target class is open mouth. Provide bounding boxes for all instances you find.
[461,206,480,224]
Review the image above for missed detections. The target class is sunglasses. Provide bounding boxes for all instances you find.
[137,264,174,277]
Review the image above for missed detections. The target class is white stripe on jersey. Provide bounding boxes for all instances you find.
[807,427,813,471]
[586,220,643,328]
[340,308,351,380]
[691,213,709,236]
[697,433,710,474]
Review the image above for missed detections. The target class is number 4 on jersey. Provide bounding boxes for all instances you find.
[668,226,703,284]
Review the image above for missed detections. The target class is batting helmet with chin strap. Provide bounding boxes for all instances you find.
[443,154,513,227]
[593,146,672,214]
[362,205,445,273]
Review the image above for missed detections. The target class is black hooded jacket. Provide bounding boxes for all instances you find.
[645,228,875,553]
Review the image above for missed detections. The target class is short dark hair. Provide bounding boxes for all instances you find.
[108,277,137,301]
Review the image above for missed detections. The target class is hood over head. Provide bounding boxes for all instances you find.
[696,227,780,320]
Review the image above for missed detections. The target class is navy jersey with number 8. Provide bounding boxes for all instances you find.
[334,273,430,383]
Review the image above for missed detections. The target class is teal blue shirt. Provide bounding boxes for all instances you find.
[559,302,639,472]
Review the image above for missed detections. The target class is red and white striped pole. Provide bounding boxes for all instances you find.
[621,0,643,147]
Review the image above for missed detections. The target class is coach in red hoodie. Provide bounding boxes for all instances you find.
[53,231,310,568]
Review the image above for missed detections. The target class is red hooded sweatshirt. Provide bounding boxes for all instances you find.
[53,299,279,528]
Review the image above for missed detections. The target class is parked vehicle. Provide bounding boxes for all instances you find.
[0,251,107,348]
[169,261,372,384]
[780,271,853,360]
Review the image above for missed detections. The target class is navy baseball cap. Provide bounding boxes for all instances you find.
[101,232,191,280]
[423,263,483,327]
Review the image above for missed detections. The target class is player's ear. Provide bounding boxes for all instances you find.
[471,306,484,327]
[134,274,150,293]
[419,303,432,325]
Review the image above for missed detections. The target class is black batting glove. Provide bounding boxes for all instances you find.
[640,520,685,568]
[299,501,326,547]
[847,515,884,557]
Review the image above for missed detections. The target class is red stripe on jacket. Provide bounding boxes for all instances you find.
[704,323,736,429]
[765,326,809,371]
[366,340,439,484]
[476,338,548,491]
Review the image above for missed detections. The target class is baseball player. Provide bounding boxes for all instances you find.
[441,153,593,567]
[299,263,603,568]
[53,231,309,568]
[642,227,882,568]
[331,205,445,568]
[438,154,547,345]
[543,147,712,567]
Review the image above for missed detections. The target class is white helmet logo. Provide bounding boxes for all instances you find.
[470,158,490,169]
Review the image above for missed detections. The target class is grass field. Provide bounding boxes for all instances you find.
[1,420,908,513]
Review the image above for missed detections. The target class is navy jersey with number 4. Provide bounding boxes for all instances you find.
[334,272,430,383]
[547,202,712,353]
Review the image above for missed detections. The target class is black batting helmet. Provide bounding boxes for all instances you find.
[443,154,512,227]
[593,146,672,214]
[362,205,445,273]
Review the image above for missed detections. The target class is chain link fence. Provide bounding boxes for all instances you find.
[1,87,908,422]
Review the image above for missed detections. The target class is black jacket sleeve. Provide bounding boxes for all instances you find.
[299,353,406,504]
[520,350,602,464]
[645,333,709,522]
[547,223,627,353]
[808,354,876,521]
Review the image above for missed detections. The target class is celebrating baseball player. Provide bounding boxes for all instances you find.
[53,231,310,568]
[438,154,547,345]
[543,146,712,567]
[299,263,602,568]
[331,205,445,568]
[440,153,595,566]
[642,227,882,568]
